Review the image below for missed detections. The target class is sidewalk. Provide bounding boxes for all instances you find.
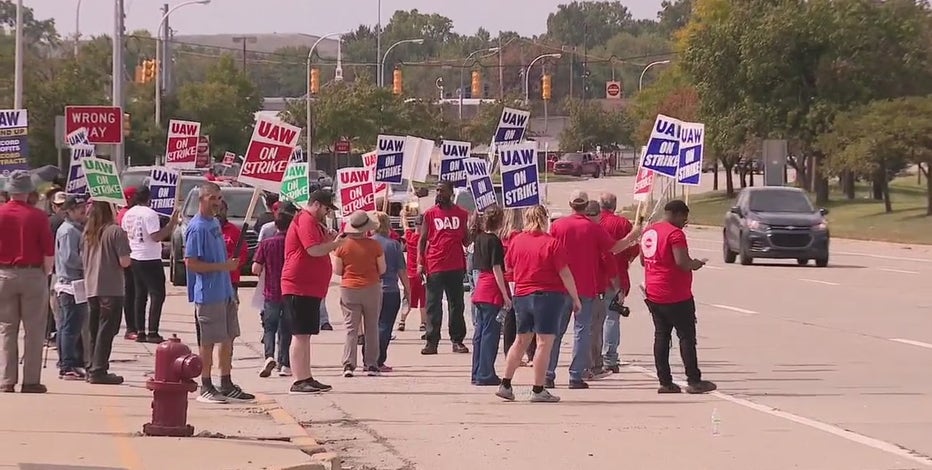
[0,287,332,470]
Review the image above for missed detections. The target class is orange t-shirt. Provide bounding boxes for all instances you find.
[335,237,384,288]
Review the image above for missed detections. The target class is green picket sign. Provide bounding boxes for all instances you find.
[81,156,125,205]
[280,161,309,208]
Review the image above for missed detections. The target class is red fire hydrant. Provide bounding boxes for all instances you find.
[143,334,203,437]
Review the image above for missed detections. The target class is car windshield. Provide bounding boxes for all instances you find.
[121,170,149,189]
[184,190,266,218]
[560,153,583,163]
[748,190,814,213]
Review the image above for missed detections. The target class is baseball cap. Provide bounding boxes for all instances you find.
[123,186,138,204]
[61,194,88,211]
[569,189,589,205]
[308,189,338,211]
[52,191,68,205]
[4,170,35,194]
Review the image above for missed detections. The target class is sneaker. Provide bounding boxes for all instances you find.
[306,378,332,392]
[20,383,47,394]
[289,379,322,394]
[259,358,277,378]
[378,365,393,373]
[397,322,406,332]
[279,366,292,377]
[529,389,561,403]
[88,373,124,385]
[544,378,555,389]
[590,368,611,380]
[320,323,333,331]
[495,384,515,401]
[60,369,86,381]
[419,324,426,332]
[219,384,256,403]
[197,387,228,404]
[135,333,148,343]
[658,383,682,394]
[606,365,620,374]
[452,343,470,354]
[475,377,502,386]
[420,344,438,355]
[146,333,165,344]
[343,366,354,378]
[124,331,138,341]
[568,380,589,390]
[686,380,718,394]
[365,366,381,377]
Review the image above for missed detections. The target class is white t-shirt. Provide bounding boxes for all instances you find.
[122,205,164,261]
[258,221,277,242]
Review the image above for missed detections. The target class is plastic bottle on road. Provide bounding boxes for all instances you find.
[711,408,721,437]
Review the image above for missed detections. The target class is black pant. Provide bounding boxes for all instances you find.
[502,309,536,360]
[425,269,466,345]
[88,296,124,375]
[646,298,702,386]
[122,267,137,333]
[132,259,166,335]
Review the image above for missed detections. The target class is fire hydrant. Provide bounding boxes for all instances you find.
[143,334,203,437]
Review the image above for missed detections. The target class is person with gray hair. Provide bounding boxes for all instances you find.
[597,191,639,374]
[0,171,56,393]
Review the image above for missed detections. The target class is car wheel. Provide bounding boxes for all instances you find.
[723,233,737,264]
[739,236,753,266]
[170,251,187,287]
[815,257,829,267]
[797,258,809,266]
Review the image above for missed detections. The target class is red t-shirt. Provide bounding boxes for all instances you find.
[403,229,419,278]
[421,204,468,274]
[0,201,54,266]
[116,206,130,226]
[550,213,614,298]
[501,230,520,283]
[642,221,692,304]
[282,210,332,298]
[599,252,618,293]
[600,210,638,295]
[505,231,568,297]
[221,221,249,286]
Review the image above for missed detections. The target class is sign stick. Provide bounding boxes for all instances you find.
[685,186,691,205]
[232,187,261,259]
[544,142,550,204]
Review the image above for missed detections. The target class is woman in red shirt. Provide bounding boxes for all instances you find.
[496,205,581,403]
[469,205,510,386]
[498,209,536,365]
[397,207,426,333]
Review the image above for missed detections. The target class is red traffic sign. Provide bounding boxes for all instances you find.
[335,138,351,154]
[65,106,123,144]
[605,81,623,100]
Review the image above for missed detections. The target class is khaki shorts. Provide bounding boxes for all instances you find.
[195,299,241,345]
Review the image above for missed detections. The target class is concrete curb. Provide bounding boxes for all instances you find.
[256,393,340,468]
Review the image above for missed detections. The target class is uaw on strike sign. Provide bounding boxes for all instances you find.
[641,114,706,186]
[337,167,376,213]
[238,117,302,193]
[439,140,469,189]
[165,119,200,169]
[499,141,540,208]
[375,135,406,184]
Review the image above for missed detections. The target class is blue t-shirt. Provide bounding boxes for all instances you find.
[373,234,405,292]
[184,214,234,304]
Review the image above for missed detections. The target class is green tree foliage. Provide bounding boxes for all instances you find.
[559,99,632,152]
[546,1,634,47]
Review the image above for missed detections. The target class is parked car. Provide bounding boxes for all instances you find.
[552,152,602,178]
[309,169,333,189]
[723,187,830,267]
[169,186,268,286]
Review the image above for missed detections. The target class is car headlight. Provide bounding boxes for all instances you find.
[812,221,828,231]
[747,219,768,231]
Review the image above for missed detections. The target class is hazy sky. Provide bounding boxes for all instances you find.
[28,0,665,38]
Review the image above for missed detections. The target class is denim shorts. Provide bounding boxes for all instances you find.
[513,291,568,335]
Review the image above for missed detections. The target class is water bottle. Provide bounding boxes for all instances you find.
[495,308,507,323]
[711,408,721,437]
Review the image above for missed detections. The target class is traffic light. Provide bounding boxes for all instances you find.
[471,71,481,98]
[542,74,552,101]
[123,113,131,137]
[393,68,403,95]
[310,68,320,95]
[142,59,157,83]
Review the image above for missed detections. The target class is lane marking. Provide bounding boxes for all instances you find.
[627,365,932,467]
[800,278,840,286]
[890,338,932,350]
[878,268,920,275]
[835,251,932,263]
[102,399,143,470]
[709,304,758,315]
[691,247,716,253]
[703,265,724,270]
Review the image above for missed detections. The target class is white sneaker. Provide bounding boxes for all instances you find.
[259,357,276,378]
[278,366,292,377]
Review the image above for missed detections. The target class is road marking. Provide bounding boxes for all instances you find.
[703,265,724,270]
[691,247,716,253]
[890,338,932,349]
[800,278,840,286]
[878,268,920,275]
[627,365,932,467]
[709,304,758,315]
[102,399,143,470]
[835,251,932,263]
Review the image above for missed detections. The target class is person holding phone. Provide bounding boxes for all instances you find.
[640,199,716,395]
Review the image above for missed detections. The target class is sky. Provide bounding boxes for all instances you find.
[27,0,665,39]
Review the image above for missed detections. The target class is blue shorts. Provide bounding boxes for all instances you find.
[513,291,569,335]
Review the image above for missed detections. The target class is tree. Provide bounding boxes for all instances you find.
[546,1,635,47]
[559,99,632,152]
[658,0,693,36]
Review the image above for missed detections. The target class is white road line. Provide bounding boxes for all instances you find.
[799,279,840,286]
[691,247,716,253]
[878,268,920,275]
[703,265,724,270]
[835,251,932,263]
[890,338,932,349]
[709,304,758,315]
[627,365,932,467]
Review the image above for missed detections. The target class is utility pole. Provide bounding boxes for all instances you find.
[498,35,504,100]
[161,4,171,92]
[112,0,126,172]
[13,0,23,108]
[231,36,257,75]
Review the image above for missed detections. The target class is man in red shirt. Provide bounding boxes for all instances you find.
[597,192,639,373]
[218,200,249,291]
[641,200,716,394]
[547,190,640,389]
[418,181,470,355]
[282,190,343,394]
[0,171,55,393]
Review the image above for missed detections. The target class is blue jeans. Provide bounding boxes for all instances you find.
[471,302,502,383]
[58,292,88,370]
[319,301,330,327]
[261,300,291,367]
[602,287,622,367]
[378,291,402,366]
[547,296,595,383]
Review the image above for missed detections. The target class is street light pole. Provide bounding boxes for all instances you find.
[459,47,499,120]
[74,0,83,57]
[524,53,562,105]
[380,38,424,88]
[639,59,671,91]
[155,0,211,128]
[13,0,23,108]
[306,32,349,156]
[376,0,382,86]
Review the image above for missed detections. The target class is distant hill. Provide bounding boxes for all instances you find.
[172,33,340,57]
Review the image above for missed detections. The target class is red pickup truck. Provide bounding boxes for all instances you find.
[552,152,603,178]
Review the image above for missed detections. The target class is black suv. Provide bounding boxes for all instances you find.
[722,187,830,267]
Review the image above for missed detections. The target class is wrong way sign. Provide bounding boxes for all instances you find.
[65,106,123,144]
